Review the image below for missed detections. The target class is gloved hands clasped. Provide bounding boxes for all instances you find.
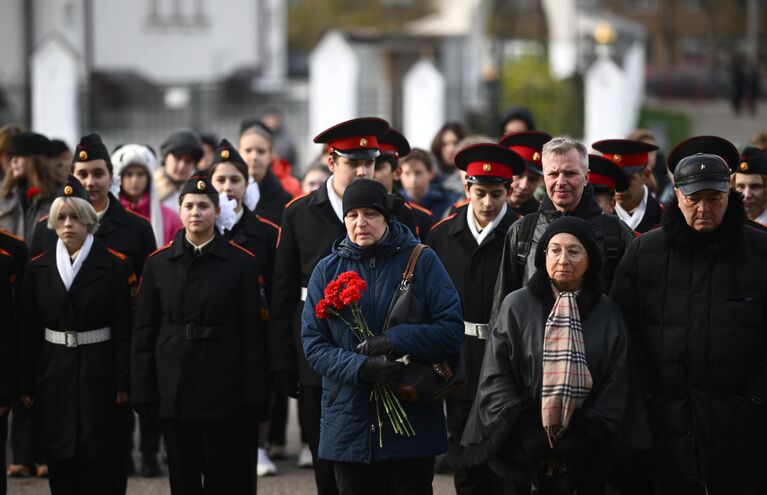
[355,334,392,356]
[358,355,403,386]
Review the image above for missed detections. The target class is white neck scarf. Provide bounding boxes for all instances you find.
[326,176,344,223]
[615,185,648,231]
[56,233,94,291]
[466,201,508,246]
[755,207,767,226]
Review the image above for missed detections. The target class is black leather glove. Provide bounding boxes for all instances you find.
[358,355,404,386]
[355,334,393,356]
[132,402,158,420]
[272,371,300,399]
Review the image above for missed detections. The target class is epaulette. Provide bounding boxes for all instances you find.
[36,215,49,224]
[430,213,458,232]
[0,248,11,257]
[107,247,128,260]
[256,215,281,233]
[0,229,24,242]
[285,192,310,209]
[125,208,150,222]
[228,240,256,257]
[31,252,45,262]
[148,242,173,258]
[453,198,470,209]
[408,202,433,216]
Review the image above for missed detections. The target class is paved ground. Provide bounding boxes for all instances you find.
[7,400,457,495]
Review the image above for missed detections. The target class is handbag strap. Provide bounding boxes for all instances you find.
[401,244,427,286]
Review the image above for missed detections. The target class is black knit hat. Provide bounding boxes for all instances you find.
[342,178,402,220]
[74,133,113,173]
[534,216,601,273]
[161,130,204,162]
[8,132,51,157]
[56,174,90,202]
[210,138,248,179]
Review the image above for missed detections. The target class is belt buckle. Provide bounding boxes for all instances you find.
[185,324,194,340]
[64,331,78,348]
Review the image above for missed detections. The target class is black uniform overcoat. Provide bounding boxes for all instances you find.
[0,230,27,407]
[253,168,292,227]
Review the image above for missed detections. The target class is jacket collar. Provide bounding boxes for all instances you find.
[448,203,517,244]
[168,228,229,260]
[539,184,603,220]
[229,206,265,241]
[333,220,417,260]
[308,179,332,206]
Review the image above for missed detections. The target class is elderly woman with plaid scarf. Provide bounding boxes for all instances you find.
[460,217,651,494]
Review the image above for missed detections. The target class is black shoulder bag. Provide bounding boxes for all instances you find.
[383,244,465,403]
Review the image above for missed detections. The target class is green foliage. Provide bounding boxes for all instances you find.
[288,0,434,53]
[499,55,583,137]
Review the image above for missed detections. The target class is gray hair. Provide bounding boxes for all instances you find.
[542,137,589,172]
[47,197,99,234]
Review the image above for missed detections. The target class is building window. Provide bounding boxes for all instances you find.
[147,0,208,28]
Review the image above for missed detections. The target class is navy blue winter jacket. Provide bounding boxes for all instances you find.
[301,220,464,463]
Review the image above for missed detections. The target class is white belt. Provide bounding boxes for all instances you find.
[464,322,489,340]
[300,287,308,302]
[45,327,111,348]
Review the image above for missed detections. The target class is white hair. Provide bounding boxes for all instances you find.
[542,137,589,172]
[47,197,99,234]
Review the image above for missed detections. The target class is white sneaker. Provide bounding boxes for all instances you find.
[297,444,313,468]
[257,448,278,477]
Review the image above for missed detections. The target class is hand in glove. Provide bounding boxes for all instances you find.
[358,355,404,386]
[355,334,393,356]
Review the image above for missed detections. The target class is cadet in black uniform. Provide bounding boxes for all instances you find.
[18,176,135,495]
[131,174,268,495]
[427,143,525,495]
[498,131,551,216]
[373,128,435,241]
[588,154,630,216]
[269,117,389,495]
[592,139,663,233]
[0,228,27,495]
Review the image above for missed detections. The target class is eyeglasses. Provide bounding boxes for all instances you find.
[544,245,586,262]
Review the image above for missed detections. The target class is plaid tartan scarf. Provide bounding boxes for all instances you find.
[541,288,593,447]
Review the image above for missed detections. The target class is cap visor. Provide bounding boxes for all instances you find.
[678,180,729,196]
[334,149,380,160]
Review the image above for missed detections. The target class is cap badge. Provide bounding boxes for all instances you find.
[532,152,540,162]
[740,161,749,172]
[196,180,206,191]
[700,164,706,171]
[221,149,230,159]
[63,185,73,196]
[78,150,88,161]
[359,138,368,147]
[613,154,622,163]
[482,163,492,172]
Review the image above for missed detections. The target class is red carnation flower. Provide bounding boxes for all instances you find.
[315,298,330,319]
[25,186,42,200]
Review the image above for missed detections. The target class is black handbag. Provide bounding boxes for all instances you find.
[383,244,465,403]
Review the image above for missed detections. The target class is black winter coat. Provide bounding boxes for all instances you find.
[19,239,134,459]
[633,193,664,234]
[224,207,279,303]
[491,185,634,319]
[29,193,157,276]
[131,230,268,421]
[427,206,516,401]
[254,168,292,226]
[610,193,767,483]
[0,230,27,407]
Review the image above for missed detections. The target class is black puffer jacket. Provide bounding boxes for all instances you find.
[610,193,767,483]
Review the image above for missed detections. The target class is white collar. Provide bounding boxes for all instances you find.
[56,234,94,291]
[466,201,508,245]
[96,197,110,220]
[185,233,215,254]
[615,185,648,231]
[755,207,767,226]
[234,207,244,226]
[326,176,344,223]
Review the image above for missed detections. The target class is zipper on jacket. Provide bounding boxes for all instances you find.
[369,257,376,268]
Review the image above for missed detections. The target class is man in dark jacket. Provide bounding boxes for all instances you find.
[491,137,634,318]
[269,117,390,495]
[428,143,524,495]
[610,136,767,493]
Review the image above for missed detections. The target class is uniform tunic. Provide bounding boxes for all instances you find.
[0,230,27,409]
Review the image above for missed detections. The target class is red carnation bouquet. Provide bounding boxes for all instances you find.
[315,271,414,447]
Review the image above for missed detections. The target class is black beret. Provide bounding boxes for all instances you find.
[534,216,602,273]
[74,133,112,173]
[210,139,248,179]
[161,130,204,162]
[56,174,90,202]
[8,132,50,157]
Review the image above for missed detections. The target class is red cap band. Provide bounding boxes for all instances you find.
[378,142,398,155]
[466,161,515,180]
[510,145,541,163]
[329,135,379,152]
[603,152,648,168]
[589,172,616,190]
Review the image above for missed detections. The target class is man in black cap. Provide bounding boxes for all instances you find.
[592,139,663,233]
[610,135,767,493]
[498,131,551,216]
[588,154,630,216]
[269,117,389,495]
[155,130,204,208]
[374,128,434,241]
[428,143,524,495]
[132,173,268,495]
[733,146,767,226]
[491,137,634,318]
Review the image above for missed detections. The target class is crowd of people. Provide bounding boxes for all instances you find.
[1,106,767,495]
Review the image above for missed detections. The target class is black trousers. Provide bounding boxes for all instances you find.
[446,397,502,495]
[268,391,288,446]
[0,412,7,495]
[165,418,253,495]
[9,401,43,466]
[334,457,435,495]
[655,477,762,495]
[139,416,163,461]
[48,457,114,495]
[299,385,338,495]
